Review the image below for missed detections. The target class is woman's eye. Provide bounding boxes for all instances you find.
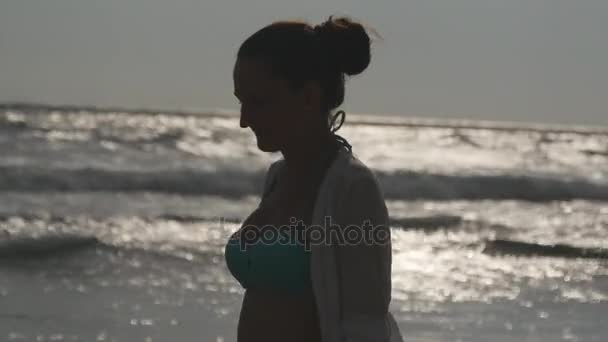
[245,98,267,107]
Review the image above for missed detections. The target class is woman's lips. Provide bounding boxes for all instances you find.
[251,127,268,137]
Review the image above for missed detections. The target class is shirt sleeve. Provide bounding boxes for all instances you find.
[333,170,393,342]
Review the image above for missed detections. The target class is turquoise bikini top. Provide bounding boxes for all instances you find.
[225,141,344,295]
[224,169,315,295]
[224,217,313,294]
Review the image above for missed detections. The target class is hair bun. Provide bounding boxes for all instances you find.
[315,16,371,76]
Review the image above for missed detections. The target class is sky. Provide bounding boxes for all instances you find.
[1,0,606,126]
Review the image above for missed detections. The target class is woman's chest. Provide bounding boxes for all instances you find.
[254,193,314,229]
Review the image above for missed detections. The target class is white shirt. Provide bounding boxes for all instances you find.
[261,148,404,342]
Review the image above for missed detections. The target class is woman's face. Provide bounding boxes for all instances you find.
[233,57,319,152]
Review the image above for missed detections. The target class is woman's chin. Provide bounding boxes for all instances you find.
[256,139,279,153]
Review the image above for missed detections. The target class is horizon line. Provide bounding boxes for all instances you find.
[2,101,607,135]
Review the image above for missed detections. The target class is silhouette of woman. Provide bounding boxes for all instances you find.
[225,16,403,342]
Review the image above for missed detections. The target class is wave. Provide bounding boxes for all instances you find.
[0,166,266,198]
[2,165,608,201]
[377,171,608,201]
[0,234,99,258]
[156,214,244,223]
[483,239,608,260]
[0,120,27,132]
[0,232,219,263]
[390,215,463,231]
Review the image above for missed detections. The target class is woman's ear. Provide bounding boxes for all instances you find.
[300,80,323,112]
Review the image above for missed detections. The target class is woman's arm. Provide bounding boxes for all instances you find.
[334,169,393,342]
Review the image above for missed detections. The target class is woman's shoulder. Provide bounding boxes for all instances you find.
[338,151,381,187]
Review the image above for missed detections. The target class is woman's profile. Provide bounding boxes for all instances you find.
[225,15,404,342]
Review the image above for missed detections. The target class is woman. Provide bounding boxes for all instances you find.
[225,16,404,342]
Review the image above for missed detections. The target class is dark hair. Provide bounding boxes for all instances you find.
[237,16,373,147]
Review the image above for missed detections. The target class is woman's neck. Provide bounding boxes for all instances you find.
[282,131,335,180]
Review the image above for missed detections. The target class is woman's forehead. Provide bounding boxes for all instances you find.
[233,58,284,94]
[234,59,271,82]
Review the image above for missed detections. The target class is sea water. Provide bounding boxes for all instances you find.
[0,105,607,341]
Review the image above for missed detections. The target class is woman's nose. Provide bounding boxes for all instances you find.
[239,106,249,128]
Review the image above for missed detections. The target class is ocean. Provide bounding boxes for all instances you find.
[1,105,607,342]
